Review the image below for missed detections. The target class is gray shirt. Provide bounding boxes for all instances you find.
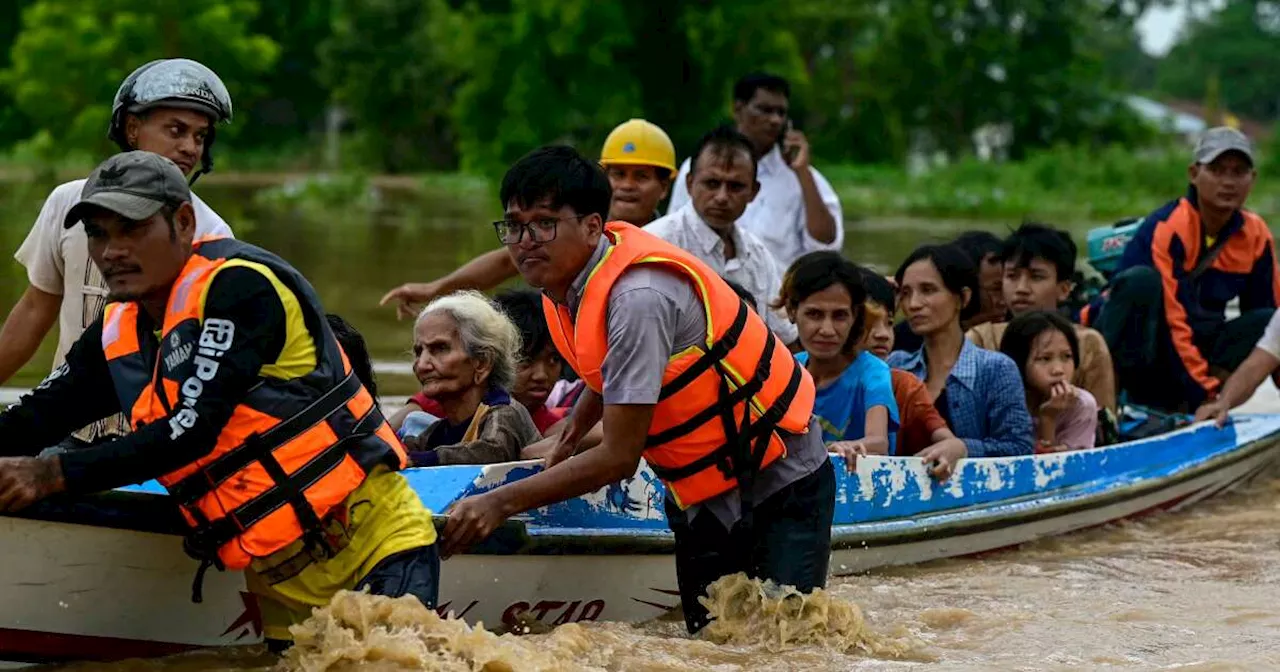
[563,237,827,529]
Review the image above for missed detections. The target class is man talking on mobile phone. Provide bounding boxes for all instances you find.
[667,72,843,266]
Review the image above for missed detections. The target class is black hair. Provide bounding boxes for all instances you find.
[998,310,1080,386]
[724,278,757,307]
[326,313,378,400]
[999,222,1077,282]
[952,230,1004,267]
[493,288,555,361]
[733,72,791,104]
[858,267,896,314]
[499,145,611,220]
[894,243,981,323]
[688,124,758,182]
[776,251,867,352]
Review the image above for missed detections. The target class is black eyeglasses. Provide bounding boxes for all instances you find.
[492,214,586,245]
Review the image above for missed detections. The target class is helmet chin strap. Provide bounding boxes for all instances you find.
[186,126,216,187]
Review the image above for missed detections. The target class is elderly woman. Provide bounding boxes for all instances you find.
[390,290,540,466]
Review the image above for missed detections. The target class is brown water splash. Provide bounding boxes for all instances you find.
[698,573,926,660]
[278,574,916,671]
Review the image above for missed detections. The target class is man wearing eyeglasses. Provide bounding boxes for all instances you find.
[1084,127,1280,413]
[442,145,833,635]
[666,72,843,267]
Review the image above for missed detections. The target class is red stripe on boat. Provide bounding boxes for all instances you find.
[0,627,198,663]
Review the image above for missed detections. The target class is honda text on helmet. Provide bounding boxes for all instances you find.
[108,59,233,184]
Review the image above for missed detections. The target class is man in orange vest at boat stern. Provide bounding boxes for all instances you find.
[442,145,834,633]
[0,151,437,649]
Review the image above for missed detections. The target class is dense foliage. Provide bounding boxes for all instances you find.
[0,0,1274,174]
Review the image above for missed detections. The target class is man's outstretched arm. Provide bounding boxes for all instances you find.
[441,402,654,557]
[380,249,517,319]
[0,285,61,385]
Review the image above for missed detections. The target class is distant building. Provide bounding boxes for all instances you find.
[1124,95,1206,139]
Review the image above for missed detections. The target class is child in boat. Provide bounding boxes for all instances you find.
[493,289,570,435]
[775,251,897,468]
[392,291,541,465]
[859,268,968,479]
[999,310,1098,453]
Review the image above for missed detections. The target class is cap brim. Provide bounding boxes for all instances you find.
[64,192,166,229]
[1196,147,1255,166]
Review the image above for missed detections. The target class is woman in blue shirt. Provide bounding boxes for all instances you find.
[777,252,899,467]
[887,244,1034,457]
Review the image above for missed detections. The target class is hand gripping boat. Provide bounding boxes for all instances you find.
[3,414,1280,667]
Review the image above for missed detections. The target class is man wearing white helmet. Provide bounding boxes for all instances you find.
[0,59,235,446]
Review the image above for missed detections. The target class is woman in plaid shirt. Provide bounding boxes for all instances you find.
[887,244,1034,457]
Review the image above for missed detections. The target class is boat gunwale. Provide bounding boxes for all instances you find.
[6,418,1279,557]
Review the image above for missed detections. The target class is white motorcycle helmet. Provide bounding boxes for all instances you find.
[108,59,233,184]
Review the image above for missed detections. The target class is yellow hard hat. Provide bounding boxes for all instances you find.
[600,119,676,173]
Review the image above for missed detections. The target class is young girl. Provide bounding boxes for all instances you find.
[776,252,898,469]
[1000,311,1098,453]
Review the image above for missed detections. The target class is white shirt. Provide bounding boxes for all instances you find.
[667,145,843,267]
[1257,311,1280,360]
[15,178,234,370]
[645,204,799,344]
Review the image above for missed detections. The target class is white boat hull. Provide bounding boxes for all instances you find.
[3,413,1279,666]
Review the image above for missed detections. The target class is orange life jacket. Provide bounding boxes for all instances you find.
[101,237,407,576]
[543,221,815,508]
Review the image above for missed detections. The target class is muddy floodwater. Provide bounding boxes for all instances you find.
[35,468,1280,670]
[3,177,1278,670]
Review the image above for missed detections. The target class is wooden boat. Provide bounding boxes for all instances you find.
[3,413,1280,667]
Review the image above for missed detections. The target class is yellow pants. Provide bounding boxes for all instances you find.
[244,468,436,641]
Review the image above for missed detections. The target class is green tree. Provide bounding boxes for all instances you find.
[236,0,335,153]
[1,0,278,160]
[319,0,466,172]
[1157,0,1280,121]
[0,0,37,149]
[449,0,805,175]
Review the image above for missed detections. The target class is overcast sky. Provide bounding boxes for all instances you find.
[1137,1,1226,55]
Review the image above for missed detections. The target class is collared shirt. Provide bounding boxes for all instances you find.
[887,339,1034,458]
[644,204,798,344]
[667,145,844,266]
[553,236,826,529]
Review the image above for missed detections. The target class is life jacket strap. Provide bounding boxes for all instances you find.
[180,403,381,602]
[645,329,804,501]
[646,326,776,448]
[657,301,749,402]
[168,372,364,505]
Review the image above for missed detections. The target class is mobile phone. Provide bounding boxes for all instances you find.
[779,119,799,163]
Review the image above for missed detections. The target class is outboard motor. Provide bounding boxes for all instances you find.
[1085,217,1143,280]
[1066,216,1144,314]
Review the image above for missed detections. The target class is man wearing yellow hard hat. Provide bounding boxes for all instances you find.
[380,119,676,318]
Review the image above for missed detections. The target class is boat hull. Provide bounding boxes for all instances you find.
[2,414,1279,666]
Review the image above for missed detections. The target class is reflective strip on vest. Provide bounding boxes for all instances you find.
[101,238,407,570]
[542,221,815,509]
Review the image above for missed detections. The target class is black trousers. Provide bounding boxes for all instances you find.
[1096,266,1273,411]
[663,460,835,634]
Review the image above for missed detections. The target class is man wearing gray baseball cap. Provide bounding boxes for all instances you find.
[0,151,441,649]
[1087,127,1279,413]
